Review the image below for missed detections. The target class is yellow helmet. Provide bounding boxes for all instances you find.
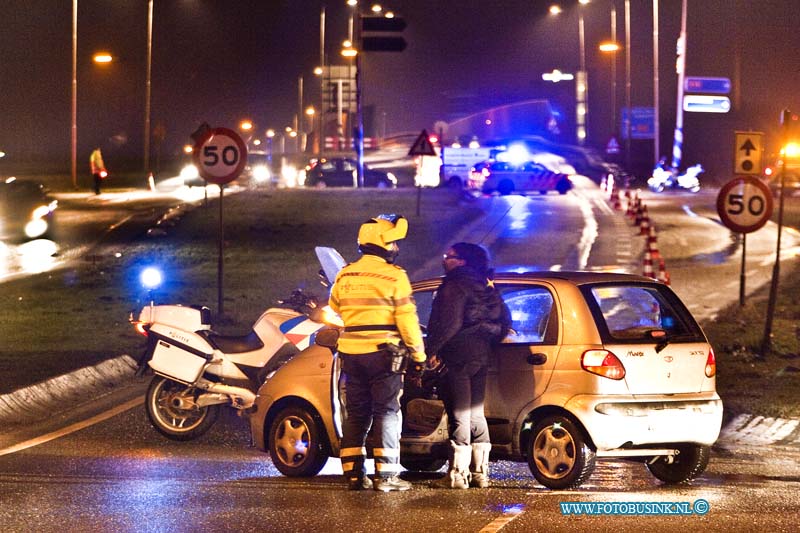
[357,214,408,251]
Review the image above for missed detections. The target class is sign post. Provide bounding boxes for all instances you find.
[716,176,774,307]
[192,126,248,316]
[409,129,437,216]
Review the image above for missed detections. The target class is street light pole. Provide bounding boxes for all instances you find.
[576,4,588,145]
[653,0,660,165]
[624,0,631,170]
[144,0,153,175]
[71,0,78,189]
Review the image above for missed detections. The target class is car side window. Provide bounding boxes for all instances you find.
[341,160,356,171]
[499,286,556,344]
[413,284,556,344]
[320,161,336,172]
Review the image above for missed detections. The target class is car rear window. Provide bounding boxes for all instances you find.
[585,284,704,343]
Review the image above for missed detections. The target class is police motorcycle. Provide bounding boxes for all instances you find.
[130,267,333,441]
[647,162,703,193]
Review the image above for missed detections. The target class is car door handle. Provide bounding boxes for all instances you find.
[527,353,547,365]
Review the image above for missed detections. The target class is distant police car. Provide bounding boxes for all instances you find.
[469,160,573,195]
[248,270,722,490]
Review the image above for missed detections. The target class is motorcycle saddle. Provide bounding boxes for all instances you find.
[201,330,265,354]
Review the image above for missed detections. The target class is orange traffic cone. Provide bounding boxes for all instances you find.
[639,206,651,235]
[657,258,671,285]
[643,251,655,278]
[646,226,660,258]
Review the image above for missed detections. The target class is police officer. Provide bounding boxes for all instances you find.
[329,214,426,491]
[90,147,107,195]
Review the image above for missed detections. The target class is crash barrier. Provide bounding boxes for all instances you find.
[0,355,138,427]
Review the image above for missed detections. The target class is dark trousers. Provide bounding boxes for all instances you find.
[339,351,404,479]
[440,358,490,446]
[92,173,103,194]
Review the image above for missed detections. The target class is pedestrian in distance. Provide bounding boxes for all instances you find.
[329,214,427,492]
[90,147,108,195]
[426,242,511,489]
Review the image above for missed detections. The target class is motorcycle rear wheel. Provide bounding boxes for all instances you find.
[145,376,219,441]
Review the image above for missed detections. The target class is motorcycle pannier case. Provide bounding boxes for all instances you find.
[148,334,212,384]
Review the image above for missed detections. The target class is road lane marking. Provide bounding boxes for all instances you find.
[479,504,525,532]
[0,396,143,456]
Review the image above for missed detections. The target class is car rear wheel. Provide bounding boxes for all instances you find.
[314,180,327,188]
[497,180,515,196]
[268,406,329,477]
[527,415,596,489]
[447,176,463,190]
[646,444,710,484]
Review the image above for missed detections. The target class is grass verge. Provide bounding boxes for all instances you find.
[0,187,482,394]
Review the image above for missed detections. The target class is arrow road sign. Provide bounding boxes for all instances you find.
[734,131,763,175]
[683,95,731,113]
[685,76,731,94]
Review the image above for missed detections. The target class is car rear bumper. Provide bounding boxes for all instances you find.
[564,393,723,451]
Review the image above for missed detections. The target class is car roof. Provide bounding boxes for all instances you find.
[412,271,659,290]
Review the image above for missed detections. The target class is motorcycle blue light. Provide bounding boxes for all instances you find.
[141,267,163,289]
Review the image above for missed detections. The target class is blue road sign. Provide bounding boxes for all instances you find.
[683,95,731,113]
[684,76,731,94]
[621,107,655,139]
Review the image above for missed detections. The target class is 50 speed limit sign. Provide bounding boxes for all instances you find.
[192,127,248,185]
[716,176,774,233]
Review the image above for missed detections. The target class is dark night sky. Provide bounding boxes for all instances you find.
[2,0,799,177]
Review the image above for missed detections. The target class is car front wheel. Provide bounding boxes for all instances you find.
[646,444,710,484]
[268,406,329,477]
[527,415,596,489]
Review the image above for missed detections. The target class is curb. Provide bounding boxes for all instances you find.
[0,355,138,427]
[718,413,800,448]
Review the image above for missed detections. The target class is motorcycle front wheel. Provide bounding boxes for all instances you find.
[145,376,220,441]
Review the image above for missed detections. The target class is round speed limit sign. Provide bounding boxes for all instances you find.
[192,127,248,185]
[716,176,774,233]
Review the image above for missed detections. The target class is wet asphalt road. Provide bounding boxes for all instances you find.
[0,399,798,532]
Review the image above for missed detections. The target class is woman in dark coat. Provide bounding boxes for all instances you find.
[426,242,511,489]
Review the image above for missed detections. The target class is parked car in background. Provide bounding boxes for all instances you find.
[469,160,573,195]
[0,177,57,242]
[249,266,722,490]
[762,159,800,195]
[301,157,397,188]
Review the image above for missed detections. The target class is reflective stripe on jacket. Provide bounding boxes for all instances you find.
[329,254,424,360]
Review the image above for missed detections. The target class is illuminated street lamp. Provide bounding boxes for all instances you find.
[92,52,113,64]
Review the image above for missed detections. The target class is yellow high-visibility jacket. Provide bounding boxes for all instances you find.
[329,254,425,362]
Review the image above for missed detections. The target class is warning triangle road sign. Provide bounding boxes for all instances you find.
[408,129,437,156]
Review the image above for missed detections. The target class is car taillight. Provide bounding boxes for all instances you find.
[705,348,716,377]
[581,349,625,380]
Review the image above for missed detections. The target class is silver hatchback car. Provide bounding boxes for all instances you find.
[248,271,722,489]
